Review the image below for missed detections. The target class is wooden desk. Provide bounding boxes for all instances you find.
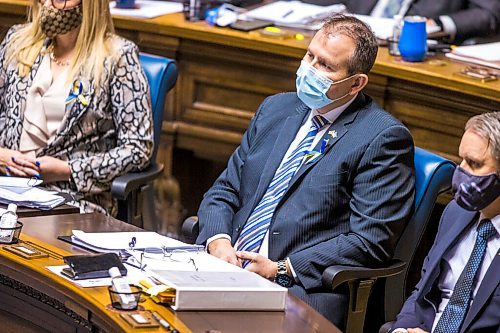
[0,213,340,333]
[1,0,499,227]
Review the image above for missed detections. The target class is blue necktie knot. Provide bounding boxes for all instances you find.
[311,115,328,130]
[477,219,496,241]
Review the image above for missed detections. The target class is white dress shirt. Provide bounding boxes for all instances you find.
[207,95,357,276]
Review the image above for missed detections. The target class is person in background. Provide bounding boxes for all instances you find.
[0,0,153,215]
[196,14,415,328]
[327,0,500,43]
[390,112,499,333]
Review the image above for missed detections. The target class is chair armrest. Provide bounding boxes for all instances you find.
[111,163,164,200]
[322,260,406,290]
[182,216,199,239]
[379,321,395,333]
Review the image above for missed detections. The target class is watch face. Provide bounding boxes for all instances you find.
[275,274,293,288]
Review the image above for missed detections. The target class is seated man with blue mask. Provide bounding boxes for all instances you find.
[390,112,499,333]
[195,14,415,328]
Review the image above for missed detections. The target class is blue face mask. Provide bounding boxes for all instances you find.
[296,60,353,110]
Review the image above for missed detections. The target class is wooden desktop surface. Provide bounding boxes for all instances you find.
[0,213,341,333]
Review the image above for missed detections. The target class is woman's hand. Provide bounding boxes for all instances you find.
[32,156,71,183]
[0,148,39,177]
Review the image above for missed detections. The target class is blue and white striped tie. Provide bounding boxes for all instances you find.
[235,115,328,265]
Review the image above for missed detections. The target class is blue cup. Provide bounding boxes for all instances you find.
[116,0,136,9]
[398,16,427,62]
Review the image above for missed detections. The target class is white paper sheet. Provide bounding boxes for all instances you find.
[110,0,183,19]
[0,186,65,209]
[71,230,202,251]
[451,42,500,62]
[243,1,345,25]
[0,176,42,187]
[46,264,146,287]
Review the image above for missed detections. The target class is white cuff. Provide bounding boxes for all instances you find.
[439,15,457,41]
[206,234,231,252]
[286,257,299,282]
[392,329,408,333]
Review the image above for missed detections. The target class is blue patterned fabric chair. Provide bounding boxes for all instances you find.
[112,53,178,228]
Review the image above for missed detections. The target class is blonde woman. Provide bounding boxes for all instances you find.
[0,0,153,215]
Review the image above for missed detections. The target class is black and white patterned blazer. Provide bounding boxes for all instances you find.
[0,25,153,215]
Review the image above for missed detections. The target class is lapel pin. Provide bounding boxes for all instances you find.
[66,80,89,106]
[328,130,337,139]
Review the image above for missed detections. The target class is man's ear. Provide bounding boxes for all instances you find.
[350,74,369,94]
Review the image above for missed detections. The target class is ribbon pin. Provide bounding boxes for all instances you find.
[65,80,89,106]
[304,138,329,164]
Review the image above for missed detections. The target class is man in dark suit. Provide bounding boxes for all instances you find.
[391,112,499,333]
[196,15,415,327]
[331,0,500,42]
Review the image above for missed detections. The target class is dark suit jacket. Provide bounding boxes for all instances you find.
[328,0,500,42]
[197,92,415,326]
[393,200,500,332]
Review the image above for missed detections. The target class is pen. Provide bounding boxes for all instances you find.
[282,9,293,18]
[151,312,171,330]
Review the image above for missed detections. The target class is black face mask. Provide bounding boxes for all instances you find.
[452,166,500,211]
[40,5,82,38]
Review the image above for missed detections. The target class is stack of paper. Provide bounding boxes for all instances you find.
[445,42,500,70]
[110,0,183,19]
[243,1,346,30]
[0,177,65,210]
[151,270,287,310]
[70,230,204,253]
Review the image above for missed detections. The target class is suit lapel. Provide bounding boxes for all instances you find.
[461,250,500,332]
[420,211,478,295]
[285,94,365,191]
[14,47,46,149]
[46,77,94,149]
[247,103,309,215]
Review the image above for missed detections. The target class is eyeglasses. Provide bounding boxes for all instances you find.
[38,0,70,10]
[123,248,199,272]
[123,238,199,272]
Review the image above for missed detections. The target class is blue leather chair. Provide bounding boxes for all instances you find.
[111,53,178,228]
[322,147,456,332]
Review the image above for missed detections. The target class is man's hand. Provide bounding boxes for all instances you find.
[236,251,278,280]
[30,156,71,183]
[0,148,38,177]
[207,238,241,267]
[407,328,428,333]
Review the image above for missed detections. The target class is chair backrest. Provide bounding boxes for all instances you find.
[139,53,178,161]
[384,147,456,321]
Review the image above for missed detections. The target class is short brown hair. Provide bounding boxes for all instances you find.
[465,111,500,165]
[321,14,378,75]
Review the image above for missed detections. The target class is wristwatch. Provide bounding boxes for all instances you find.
[274,260,294,288]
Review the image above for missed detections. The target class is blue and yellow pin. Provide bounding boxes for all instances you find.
[304,138,329,164]
[65,80,89,106]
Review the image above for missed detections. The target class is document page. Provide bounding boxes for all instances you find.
[110,0,183,18]
[244,1,345,25]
